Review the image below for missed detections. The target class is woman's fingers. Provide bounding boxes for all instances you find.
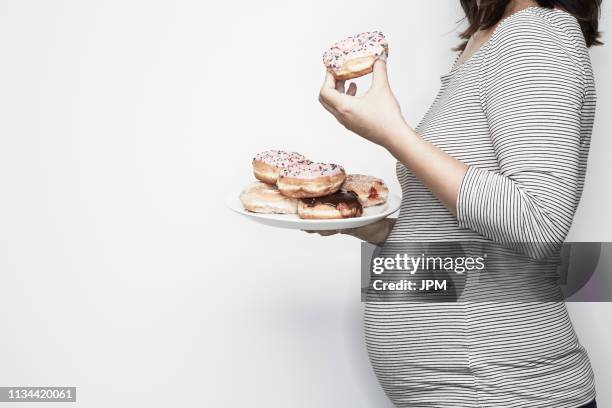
[320,71,346,110]
[371,59,390,90]
[320,97,349,128]
[335,79,346,94]
[347,82,357,96]
[319,96,338,116]
[303,230,339,236]
[322,70,337,91]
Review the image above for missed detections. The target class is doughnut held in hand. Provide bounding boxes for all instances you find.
[240,182,298,214]
[323,31,388,80]
[277,162,346,198]
[298,190,363,220]
[252,150,309,185]
[343,174,389,207]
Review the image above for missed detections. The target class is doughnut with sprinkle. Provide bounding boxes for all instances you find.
[252,150,309,185]
[277,162,346,198]
[323,31,388,80]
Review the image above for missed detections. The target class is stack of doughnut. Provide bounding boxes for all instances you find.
[240,149,388,220]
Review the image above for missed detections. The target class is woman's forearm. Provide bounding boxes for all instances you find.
[385,124,468,215]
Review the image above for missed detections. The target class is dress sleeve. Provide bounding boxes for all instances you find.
[456,13,586,260]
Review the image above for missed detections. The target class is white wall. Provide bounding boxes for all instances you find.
[0,1,609,407]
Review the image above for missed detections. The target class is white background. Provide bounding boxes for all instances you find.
[0,1,610,407]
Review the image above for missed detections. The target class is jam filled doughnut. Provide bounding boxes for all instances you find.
[277,162,346,198]
[239,182,298,214]
[298,190,363,220]
[342,174,389,207]
[323,31,388,80]
[252,150,309,185]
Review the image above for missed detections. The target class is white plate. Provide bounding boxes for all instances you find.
[227,192,401,230]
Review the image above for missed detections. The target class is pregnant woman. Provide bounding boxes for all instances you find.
[318,0,602,407]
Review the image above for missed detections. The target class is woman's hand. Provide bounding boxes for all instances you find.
[318,59,469,215]
[318,60,409,148]
[304,218,396,245]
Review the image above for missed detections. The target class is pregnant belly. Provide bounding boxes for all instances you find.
[363,301,594,407]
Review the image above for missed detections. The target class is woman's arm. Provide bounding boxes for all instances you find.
[452,15,586,259]
[386,126,468,215]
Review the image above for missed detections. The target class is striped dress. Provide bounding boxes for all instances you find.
[365,7,597,407]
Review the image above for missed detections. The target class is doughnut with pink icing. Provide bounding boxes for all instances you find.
[277,162,346,198]
[252,149,309,185]
[323,31,388,80]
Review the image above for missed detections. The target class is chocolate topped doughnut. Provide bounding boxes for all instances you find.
[298,190,363,219]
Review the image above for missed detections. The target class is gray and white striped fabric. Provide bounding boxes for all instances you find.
[365,7,597,407]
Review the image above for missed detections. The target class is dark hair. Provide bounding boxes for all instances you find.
[456,0,603,51]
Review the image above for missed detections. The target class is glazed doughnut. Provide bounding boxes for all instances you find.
[343,174,389,207]
[239,182,298,214]
[252,150,309,185]
[323,31,388,80]
[298,190,363,220]
[277,162,346,198]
